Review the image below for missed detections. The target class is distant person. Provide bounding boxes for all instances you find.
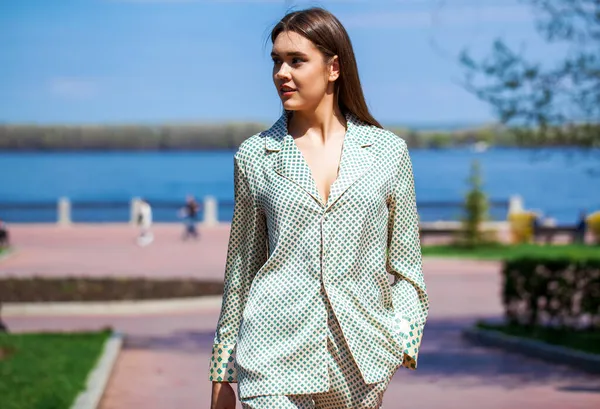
[136,198,153,247]
[180,195,200,241]
[574,210,587,244]
[0,219,9,248]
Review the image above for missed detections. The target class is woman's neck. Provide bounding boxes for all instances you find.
[288,101,346,145]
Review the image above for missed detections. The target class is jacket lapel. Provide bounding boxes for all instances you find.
[325,123,374,210]
[266,111,375,209]
[264,112,322,205]
[274,133,323,205]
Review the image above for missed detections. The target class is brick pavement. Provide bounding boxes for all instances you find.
[2,224,600,408]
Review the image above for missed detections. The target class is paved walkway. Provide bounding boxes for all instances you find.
[3,224,600,408]
[0,223,230,279]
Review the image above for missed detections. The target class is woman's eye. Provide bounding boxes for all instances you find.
[272,57,303,65]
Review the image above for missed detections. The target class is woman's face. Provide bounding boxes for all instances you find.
[271,31,338,112]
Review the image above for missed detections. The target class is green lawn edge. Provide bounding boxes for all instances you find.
[0,330,112,409]
[422,244,600,260]
[475,321,600,355]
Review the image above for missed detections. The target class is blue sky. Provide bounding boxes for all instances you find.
[0,0,559,127]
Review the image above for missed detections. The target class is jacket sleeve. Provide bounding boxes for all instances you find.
[208,154,268,382]
[386,140,430,370]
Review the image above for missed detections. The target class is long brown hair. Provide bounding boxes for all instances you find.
[269,7,382,128]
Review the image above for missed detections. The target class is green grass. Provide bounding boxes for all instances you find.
[422,243,600,260]
[0,246,14,259]
[0,330,111,409]
[477,321,600,355]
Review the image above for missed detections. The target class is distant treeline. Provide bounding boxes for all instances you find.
[0,122,522,151]
[0,123,266,151]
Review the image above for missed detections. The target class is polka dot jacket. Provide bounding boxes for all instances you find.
[208,111,430,399]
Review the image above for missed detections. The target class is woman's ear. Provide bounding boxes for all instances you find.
[328,55,340,82]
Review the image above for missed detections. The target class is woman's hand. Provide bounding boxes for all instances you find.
[210,382,236,409]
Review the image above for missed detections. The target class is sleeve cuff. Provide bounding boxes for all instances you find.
[391,314,423,370]
[401,320,424,370]
[208,343,238,382]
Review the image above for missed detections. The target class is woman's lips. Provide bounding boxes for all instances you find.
[280,85,296,97]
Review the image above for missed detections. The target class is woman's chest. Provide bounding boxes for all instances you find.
[254,153,396,223]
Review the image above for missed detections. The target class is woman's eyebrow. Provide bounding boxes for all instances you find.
[270,51,308,58]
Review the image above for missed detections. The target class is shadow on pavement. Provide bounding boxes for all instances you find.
[395,317,600,393]
[120,315,600,394]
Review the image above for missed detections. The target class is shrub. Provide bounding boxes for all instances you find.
[455,159,497,247]
[502,257,600,330]
[0,277,224,302]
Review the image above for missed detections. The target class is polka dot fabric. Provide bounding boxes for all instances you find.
[208,111,429,400]
[240,284,393,408]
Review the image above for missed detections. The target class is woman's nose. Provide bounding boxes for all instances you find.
[275,64,291,79]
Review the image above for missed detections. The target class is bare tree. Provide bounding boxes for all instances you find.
[459,0,600,150]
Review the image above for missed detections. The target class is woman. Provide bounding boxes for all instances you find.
[210,7,429,409]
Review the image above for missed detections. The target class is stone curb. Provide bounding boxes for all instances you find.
[3,295,224,317]
[70,331,123,409]
[462,326,600,375]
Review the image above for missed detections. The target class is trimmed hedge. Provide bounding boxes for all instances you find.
[0,277,224,302]
[502,257,600,330]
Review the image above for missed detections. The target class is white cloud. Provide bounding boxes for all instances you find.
[48,78,99,100]
[341,5,533,29]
